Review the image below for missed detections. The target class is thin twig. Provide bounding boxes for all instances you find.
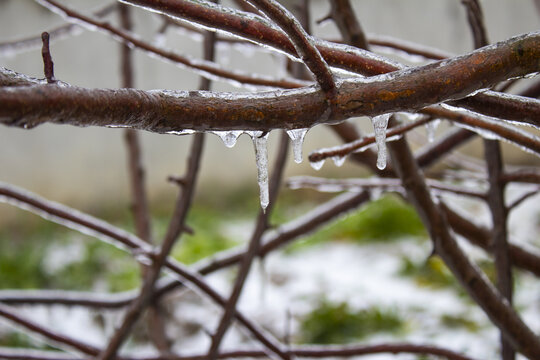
[507,188,540,210]
[119,3,171,354]
[287,176,486,199]
[40,32,55,84]
[461,2,515,355]
[461,0,489,48]
[245,0,336,98]
[207,132,291,360]
[120,3,153,246]
[0,304,100,356]
[501,169,540,184]
[329,0,368,50]
[0,3,117,56]
[415,127,476,168]
[0,343,478,360]
[442,203,540,277]
[36,0,306,90]
[367,34,452,60]
[386,118,540,359]
[309,115,430,163]
[316,0,391,174]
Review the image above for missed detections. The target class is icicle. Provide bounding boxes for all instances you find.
[371,114,391,170]
[286,128,308,164]
[248,131,270,211]
[331,155,346,167]
[310,159,325,171]
[212,130,243,148]
[425,119,441,143]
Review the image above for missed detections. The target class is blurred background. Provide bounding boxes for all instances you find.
[0,0,539,216]
[1,1,540,357]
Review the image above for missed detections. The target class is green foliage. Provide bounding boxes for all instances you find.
[289,194,426,251]
[440,313,480,332]
[0,218,140,292]
[0,331,57,350]
[171,205,239,265]
[0,220,63,289]
[299,300,405,344]
[0,236,49,289]
[339,194,427,241]
[399,256,498,297]
[399,256,457,289]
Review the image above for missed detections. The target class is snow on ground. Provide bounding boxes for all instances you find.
[1,186,539,359]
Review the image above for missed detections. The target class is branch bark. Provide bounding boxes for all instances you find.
[1,32,539,132]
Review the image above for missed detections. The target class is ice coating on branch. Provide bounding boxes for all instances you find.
[286,128,308,164]
[212,130,243,148]
[371,114,391,170]
[332,156,346,167]
[425,119,441,143]
[165,129,196,136]
[441,103,540,157]
[310,159,325,171]
[247,131,270,211]
[0,182,148,255]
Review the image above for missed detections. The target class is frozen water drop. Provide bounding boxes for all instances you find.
[249,131,270,211]
[425,119,441,143]
[371,114,391,170]
[286,128,308,164]
[310,159,325,171]
[213,130,243,148]
[332,155,346,167]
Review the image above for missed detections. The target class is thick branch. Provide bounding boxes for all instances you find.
[118,0,539,122]
[1,32,539,132]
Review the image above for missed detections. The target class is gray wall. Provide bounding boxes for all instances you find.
[0,0,538,209]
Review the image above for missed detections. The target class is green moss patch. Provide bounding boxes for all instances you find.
[299,300,406,344]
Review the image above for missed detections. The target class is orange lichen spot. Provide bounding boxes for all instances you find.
[377,89,415,102]
[471,53,486,66]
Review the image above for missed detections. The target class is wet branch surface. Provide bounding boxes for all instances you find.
[1,1,540,360]
[1,31,539,132]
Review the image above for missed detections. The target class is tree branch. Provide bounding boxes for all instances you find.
[0,304,100,356]
[386,120,540,359]
[245,0,336,98]
[442,203,540,277]
[118,0,539,122]
[1,32,538,132]
[35,0,306,90]
[0,342,478,360]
